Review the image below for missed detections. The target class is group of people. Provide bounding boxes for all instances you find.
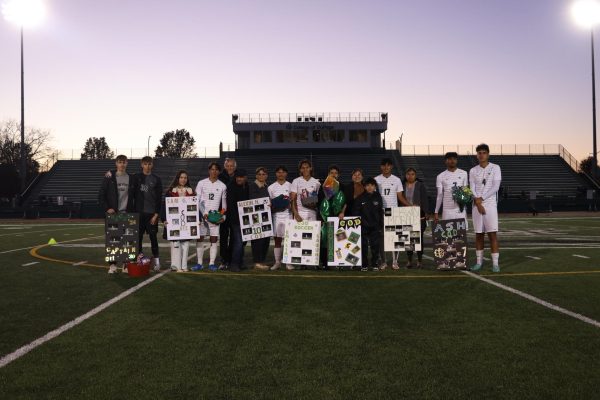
[99,144,502,274]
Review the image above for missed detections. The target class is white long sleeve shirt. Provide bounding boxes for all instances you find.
[469,163,502,204]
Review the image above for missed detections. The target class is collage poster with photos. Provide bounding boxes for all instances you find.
[105,212,139,264]
[383,206,422,252]
[282,220,321,266]
[326,217,362,267]
[165,196,200,240]
[432,218,468,270]
[237,197,274,241]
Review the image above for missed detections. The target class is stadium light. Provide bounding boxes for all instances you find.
[2,0,46,199]
[572,0,600,180]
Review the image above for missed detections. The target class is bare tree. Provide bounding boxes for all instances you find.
[0,119,54,178]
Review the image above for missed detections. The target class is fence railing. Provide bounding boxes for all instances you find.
[233,112,388,124]
[398,144,561,156]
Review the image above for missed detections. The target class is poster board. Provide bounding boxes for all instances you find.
[105,212,139,264]
[237,197,273,241]
[326,217,362,267]
[383,206,422,252]
[432,218,468,270]
[282,220,321,265]
[165,196,200,240]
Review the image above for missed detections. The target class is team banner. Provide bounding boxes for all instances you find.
[383,206,422,252]
[326,217,362,267]
[105,212,139,264]
[237,197,274,241]
[282,220,321,265]
[432,218,467,270]
[165,196,201,240]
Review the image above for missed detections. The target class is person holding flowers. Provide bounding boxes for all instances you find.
[434,152,469,225]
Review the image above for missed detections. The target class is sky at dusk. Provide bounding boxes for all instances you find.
[0,0,597,160]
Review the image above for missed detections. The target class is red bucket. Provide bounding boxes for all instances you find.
[127,262,150,277]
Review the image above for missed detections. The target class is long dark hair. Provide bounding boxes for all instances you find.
[403,167,421,184]
[167,170,193,193]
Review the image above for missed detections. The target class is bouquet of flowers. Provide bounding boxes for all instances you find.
[207,209,226,224]
[451,185,473,212]
[322,175,340,200]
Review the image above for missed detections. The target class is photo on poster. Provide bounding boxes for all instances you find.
[190,226,197,236]
[243,228,252,235]
[252,214,260,224]
[262,224,272,232]
[255,204,265,211]
[291,241,301,248]
[186,215,196,223]
[302,232,312,240]
[168,207,178,214]
[302,249,312,256]
[261,212,269,222]
[345,253,359,266]
[348,232,360,244]
[336,230,347,241]
[170,230,180,237]
[243,206,254,214]
[292,257,302,263]
[171,219,179,226]
[242,215,250,225]
[187,204,197,212]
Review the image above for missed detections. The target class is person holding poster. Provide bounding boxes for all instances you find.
[227,169,249,272]
[249,167,271,270]
[434,152,469,225]
[469,144,502,272]
[375,158,410,270]
[217,158,237,270]
[99,154,135,274]
[268,165,293,271]
[338,168,365,219]
[290,159,320,222]
[402,168,430,268]
[193,162,227,271]
[162,170,195,272]
[353,177,384,271]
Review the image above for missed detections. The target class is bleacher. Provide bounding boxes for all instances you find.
[22,150,597,217]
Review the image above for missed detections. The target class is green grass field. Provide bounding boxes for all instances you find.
[0,215,599,399]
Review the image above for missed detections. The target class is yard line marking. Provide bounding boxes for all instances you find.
[21,262,39,266]
[0,270,169,369]
[573,254,590,259]
[526,256,542,260]
[29,236,105,269]
[72,261,88,266]
[0,246,37,254]
[422,255,434,260]
[0,226,92,237]
[461,271,600,329]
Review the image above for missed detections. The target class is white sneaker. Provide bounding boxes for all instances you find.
[122,266,128,274]
[108,264,117,274]
[255,263,269,271]
[380,262,388,270]
[218,263,227,270]
[391,262,400,270]
[181,266,189,272]
[153,259,161,272]
[170,266,178,272]
[286,264,295,271]
[270,262,281,271]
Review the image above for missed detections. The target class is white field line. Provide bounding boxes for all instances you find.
[573,254,591,259]
[0,226,94,237]
[72,261,88,266]
[21,262,39,266]
[526,256,542,260]
[0,224,103,227]
[0,269,169,369]
[422,255,434,260]
[462,271,600,329]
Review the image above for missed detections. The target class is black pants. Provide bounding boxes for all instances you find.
[407,219,427,262]
[139,213,159,257]
[251,237,270,263]
[219,219,232,264]
[361,229,381,268]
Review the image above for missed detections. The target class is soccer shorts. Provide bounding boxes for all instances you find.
[199,220,220,237]
[273,215,290,237]
[442,210,468,229]
[472,202,498,233]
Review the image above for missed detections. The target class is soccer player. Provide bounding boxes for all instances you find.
[375,158,410,270]
[434,152,469,225]
[217,157,237,269]
[132,156,163,272]
[353,177,384,271]
[268,165,292,271]
[290,159,320,222]
[469,144,502,272]
[193,162,227,271]
[98,154,135,274]
[162,170,195,272]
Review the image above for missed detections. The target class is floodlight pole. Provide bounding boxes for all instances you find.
[20,25,26,195]
[592,29,599,180]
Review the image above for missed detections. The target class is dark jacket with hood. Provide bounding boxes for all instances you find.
[98,170,135,213]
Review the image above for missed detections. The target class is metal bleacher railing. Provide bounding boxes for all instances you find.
[232,112,388,123]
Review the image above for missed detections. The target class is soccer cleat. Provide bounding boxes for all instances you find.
[360,267,368,272]
[470,264,482,272]
[492,265,500,273]
[170,266,178,272]
[191,264,204,271]
[255,263,269,271]
[208,264,218,271]
[379,262,388,270]
[270,262,281,271]
[180,266,189,272]
[372,267,380,272]
[108,264,117,274]
[286,264,295,271]
[218,263,228,270]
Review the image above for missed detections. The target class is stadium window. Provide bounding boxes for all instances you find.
[349,130,368,142]
[254,131,272,144]
[294,129,308,143]
[276,130,295,143]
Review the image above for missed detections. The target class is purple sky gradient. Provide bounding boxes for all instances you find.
[0,0,597,160]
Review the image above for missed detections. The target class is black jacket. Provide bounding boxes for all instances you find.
[218,170,235,186]
[403,179,430,218]
[98,170,135,213]
[249,181,269,200]
[131,173,163,215]
[226,181,249,226]
[352,191,384,232]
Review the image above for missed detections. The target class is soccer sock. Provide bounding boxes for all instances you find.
[209,243,218,265]
[476,250,484,265]
[491,252,499,266]
[274,247,282,263]
[181,241,189,269]
[196,242,205,265]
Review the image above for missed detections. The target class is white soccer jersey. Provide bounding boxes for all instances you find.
[268,181,292,219]
[469,163,502,205]
[375,174,404,209]
[435,169,468,218]
[195,178,227,215]
[290,176,320,219]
